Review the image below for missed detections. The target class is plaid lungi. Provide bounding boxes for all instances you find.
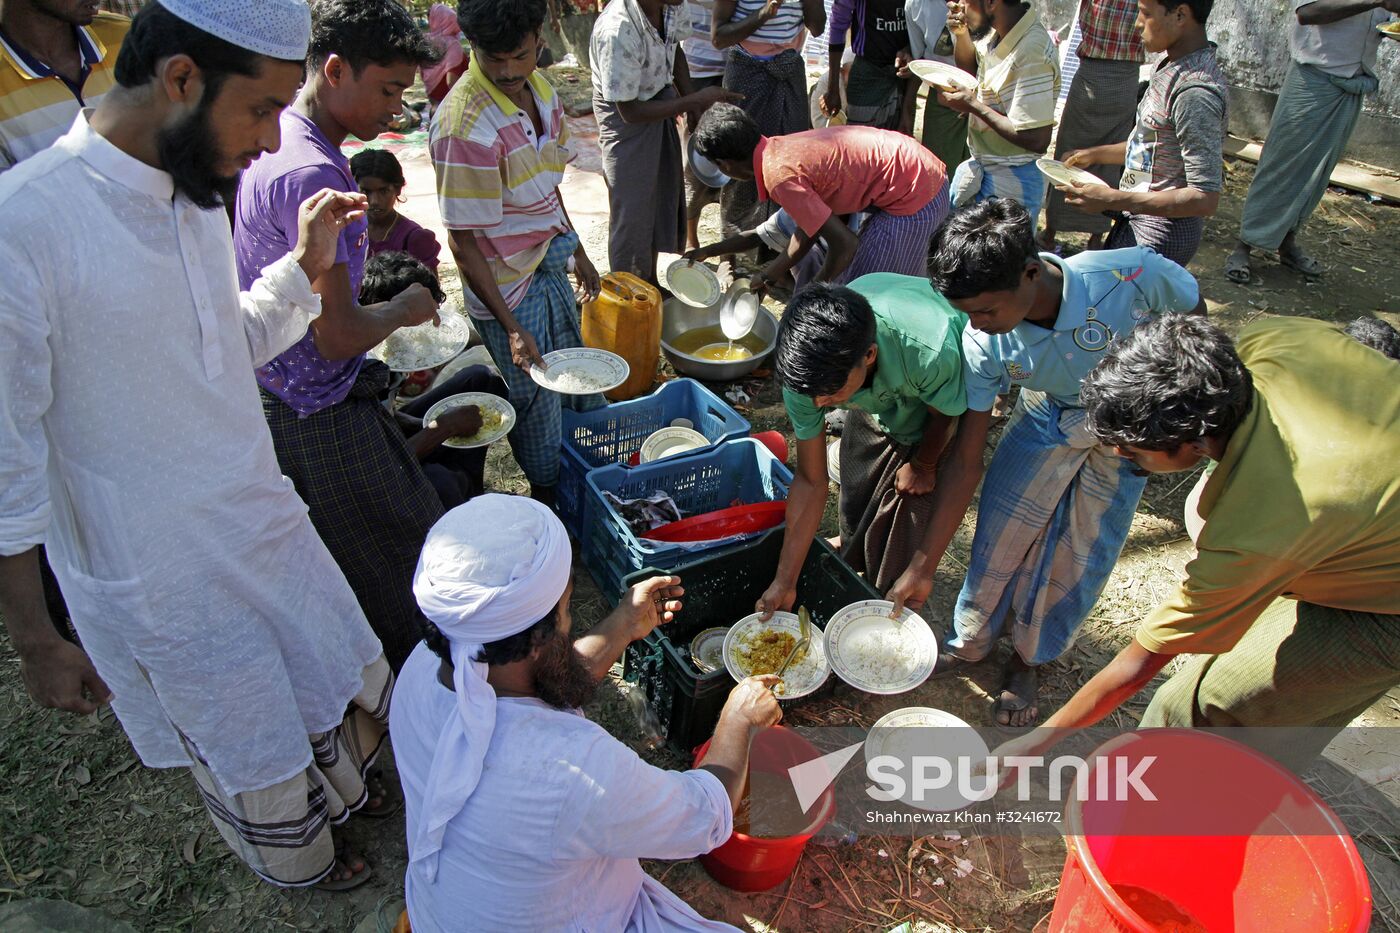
[1043,57,1140,236]
[835,182,951,284]
[720,48,812,239]
[261,363,441,672]
[839,410,955,594]
[475,231,604,488]
[844,55,904,130]
[189,656,392,886]
[1105,211,1203,267]
[946,390,1146,666]
[1142,600,1400,771]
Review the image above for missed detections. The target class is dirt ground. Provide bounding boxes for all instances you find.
[1,73,1398,933]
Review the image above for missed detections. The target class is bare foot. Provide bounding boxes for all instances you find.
[994,657,1040,727]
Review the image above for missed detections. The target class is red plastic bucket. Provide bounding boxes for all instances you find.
[1049,729,1372,932]
[693,726,835,892]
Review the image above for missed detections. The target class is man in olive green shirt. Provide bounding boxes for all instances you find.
[757,275,968,618]
[991,315,1400,770]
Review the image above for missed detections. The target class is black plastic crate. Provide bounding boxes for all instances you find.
[620,528,879,754]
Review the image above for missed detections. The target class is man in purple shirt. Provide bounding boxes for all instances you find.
[234,0,442,673]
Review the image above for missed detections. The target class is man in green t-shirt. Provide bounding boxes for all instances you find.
[757,276,969,618]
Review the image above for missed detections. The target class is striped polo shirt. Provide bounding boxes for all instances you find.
[430,56,574,319]
[0,12,129,172]
[967,8,1059,160]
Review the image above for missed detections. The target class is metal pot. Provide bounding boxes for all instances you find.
[660,296,778,382]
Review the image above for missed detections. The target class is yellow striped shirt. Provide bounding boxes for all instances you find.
[0,12,129,172]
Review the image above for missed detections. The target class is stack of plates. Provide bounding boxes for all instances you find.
[639,426,709,463]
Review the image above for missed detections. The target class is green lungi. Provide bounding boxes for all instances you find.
[1142,598,1400,770]
[920,91,969,183]
[1239,61,1378,252]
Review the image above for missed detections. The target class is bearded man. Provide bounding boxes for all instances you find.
[0,0,391,892]
[392,494,783,931]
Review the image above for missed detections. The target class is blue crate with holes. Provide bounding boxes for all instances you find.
[557,378,749,537]
[583,438,793,602]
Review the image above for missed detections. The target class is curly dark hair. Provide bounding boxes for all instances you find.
[360,251,445,305]
[1344,316,1400,362]
[421,611,559,669]
[308,0,441,73]
[349,148,406,188]
[1081,315,1254,452]
[457,0,548,54]
[692,103,761,163]
[775,283,877,399]
[927,199,1037,300]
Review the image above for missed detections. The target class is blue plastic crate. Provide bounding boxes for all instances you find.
[582,438,793,602]
[557,379,749,537]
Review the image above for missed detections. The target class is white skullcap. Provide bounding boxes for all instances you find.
[407,495,573,882]
[156,0,313,62]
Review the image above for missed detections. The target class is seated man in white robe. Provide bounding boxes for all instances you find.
[391,494,784,932]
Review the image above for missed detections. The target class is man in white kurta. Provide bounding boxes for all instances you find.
[0,0,389,890]
[392,495,781,932]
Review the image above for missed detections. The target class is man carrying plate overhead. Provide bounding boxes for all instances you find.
[433,0,605,506]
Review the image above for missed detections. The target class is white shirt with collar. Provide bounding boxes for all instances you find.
[591,0,692,102]
[0,112,383,796]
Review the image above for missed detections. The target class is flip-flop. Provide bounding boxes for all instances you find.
[1224,250,1252,284]
[356,769,403,820]
[1279,248,1323,278]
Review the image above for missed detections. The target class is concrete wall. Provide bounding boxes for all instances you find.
[1033,0,1400,169]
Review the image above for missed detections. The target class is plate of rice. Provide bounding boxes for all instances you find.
[421,392,516,449]
[369,305,472,372]
[722,611,831,699]
[529,348,630,396]
[824,600,938,694]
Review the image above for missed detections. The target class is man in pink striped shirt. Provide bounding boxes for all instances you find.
[431,0,603,504]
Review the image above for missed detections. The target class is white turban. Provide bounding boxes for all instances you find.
[157,0,313,62]
[408,495,573,881]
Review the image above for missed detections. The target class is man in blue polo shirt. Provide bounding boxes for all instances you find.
[922,199,1204,727]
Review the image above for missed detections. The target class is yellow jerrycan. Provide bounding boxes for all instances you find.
[581,271,662,401]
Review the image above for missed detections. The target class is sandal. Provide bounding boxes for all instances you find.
[357,768,403,820]
[1224,247,1253,285]
[1279,244,1324,278]
[314,840,373,893]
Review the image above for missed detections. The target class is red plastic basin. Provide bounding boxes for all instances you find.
[1049,729,1372,932]
[693,726,835,892]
